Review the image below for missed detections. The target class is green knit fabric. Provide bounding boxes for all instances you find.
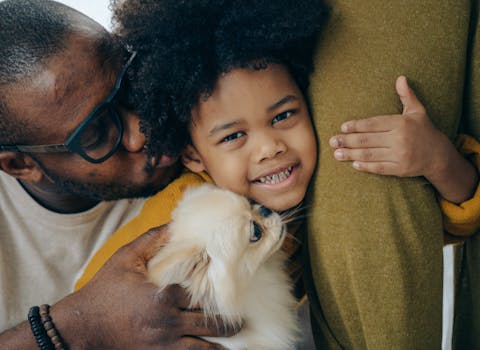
[306,1,471,349]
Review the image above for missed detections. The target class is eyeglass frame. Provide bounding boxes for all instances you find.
[0,50,138,164]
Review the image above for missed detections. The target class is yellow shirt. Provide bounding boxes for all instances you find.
[439,134,480,237]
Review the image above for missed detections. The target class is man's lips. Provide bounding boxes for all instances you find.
[149,154,178,168]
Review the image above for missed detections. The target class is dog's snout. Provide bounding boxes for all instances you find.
[259,206,273,218]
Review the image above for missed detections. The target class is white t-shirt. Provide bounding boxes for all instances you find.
[0,171,146,330]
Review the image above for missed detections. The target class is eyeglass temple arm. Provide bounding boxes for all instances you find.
[0,144,69,153]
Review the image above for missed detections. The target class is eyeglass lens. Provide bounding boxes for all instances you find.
[79,105,122,161]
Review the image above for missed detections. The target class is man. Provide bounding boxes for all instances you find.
[0,0,232,348]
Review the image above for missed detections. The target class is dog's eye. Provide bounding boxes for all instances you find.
[250,222,262,242]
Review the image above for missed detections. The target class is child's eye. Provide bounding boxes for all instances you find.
[221,131,245,143]
[272,110,295,124]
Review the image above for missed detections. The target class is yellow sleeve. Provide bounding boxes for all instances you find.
[74,171,211,290]
[439,135,480,237]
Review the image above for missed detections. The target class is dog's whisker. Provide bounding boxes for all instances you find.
[286,232,303,245]
[282,214,311,225]
[279,204,310,221]
[281,212,310,224]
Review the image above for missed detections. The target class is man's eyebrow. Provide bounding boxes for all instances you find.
[267,95,299,113]
[209,121,241,137]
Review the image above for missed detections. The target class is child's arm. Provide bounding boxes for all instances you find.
[328,76,478,204]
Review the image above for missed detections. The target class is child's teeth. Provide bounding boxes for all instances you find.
[258,166,292,184]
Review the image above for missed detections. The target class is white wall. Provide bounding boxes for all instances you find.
[0,0,112,31]
[55,0,112,31]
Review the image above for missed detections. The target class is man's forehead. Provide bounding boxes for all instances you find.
[7,39,118,131]
[55,35,120,106]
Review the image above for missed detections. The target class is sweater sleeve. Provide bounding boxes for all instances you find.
[439,134,480,237]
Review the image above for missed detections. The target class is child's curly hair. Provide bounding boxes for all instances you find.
[111,0,327,157]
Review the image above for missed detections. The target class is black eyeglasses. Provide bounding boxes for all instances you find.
[0,50,137,164]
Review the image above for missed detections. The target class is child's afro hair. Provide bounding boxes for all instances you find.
[111,0,327,157]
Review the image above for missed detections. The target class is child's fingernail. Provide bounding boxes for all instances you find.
[352,161,361,169]
[334,150,344,159]
[329,137,339,148]
[341,123,350,132]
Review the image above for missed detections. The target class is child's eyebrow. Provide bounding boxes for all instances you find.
[267,95,299,113]
[208,95,299,137]
[209,121,241,137]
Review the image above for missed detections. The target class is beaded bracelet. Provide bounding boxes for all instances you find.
[39,304,66,350]
[28,306,54,350]
[28,305,66,350]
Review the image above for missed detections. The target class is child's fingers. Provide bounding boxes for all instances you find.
[351,161,399,176]
[396,75,426,115]
[333,147,391,163]
[340,114,403,133]
[329,132,393,149]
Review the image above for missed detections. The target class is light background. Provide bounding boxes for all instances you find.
[57,0,112,30]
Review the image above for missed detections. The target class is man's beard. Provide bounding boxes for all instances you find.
[44,175,161,200]
[33,157,174,201]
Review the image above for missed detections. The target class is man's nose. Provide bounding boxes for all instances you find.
[121,111,146,152]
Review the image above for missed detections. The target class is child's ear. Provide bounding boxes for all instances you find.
[0,152,43,182]
[182,145,206,173]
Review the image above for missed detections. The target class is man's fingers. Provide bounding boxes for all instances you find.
[395,75,425,115]
[181,311,238,338]
[151,284,192,309]
[168,337,227,350]
[127,225,171,261]
[157,286,237,338]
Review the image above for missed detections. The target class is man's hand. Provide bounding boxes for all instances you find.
[51,226,233,350]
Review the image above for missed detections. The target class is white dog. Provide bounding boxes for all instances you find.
[148,184,299,350]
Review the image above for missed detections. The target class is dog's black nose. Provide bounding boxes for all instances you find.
[259,206,273,217]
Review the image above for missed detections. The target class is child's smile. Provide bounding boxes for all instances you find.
[254,165,294,185]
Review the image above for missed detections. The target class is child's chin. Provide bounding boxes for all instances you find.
[268,198,304,213]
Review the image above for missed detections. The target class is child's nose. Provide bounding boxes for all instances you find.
[121,111,146,152]
[255,134,287,162]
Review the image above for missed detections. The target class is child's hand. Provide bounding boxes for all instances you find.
[329,76,447,179]
[329,75,478,203]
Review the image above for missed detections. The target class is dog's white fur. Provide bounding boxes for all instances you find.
[148,184,299,350]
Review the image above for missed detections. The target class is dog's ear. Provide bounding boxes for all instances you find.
[147,243,241,319]
[148,243,211,296]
